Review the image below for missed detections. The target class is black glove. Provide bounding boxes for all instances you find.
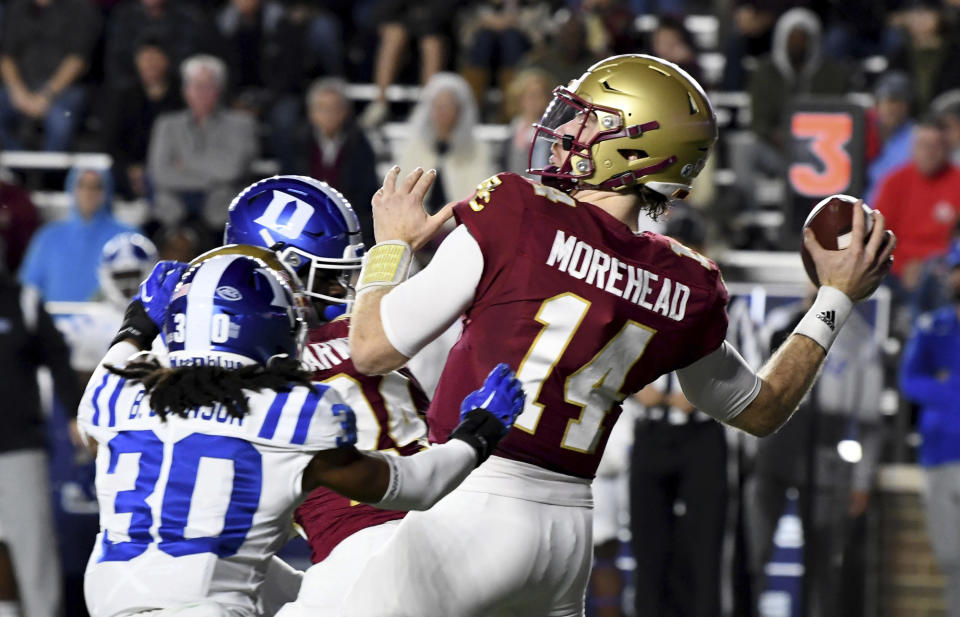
[449,409,512,467]
[110,261,189,349]
[111,299,158,349]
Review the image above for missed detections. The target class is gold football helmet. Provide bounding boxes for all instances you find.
[189,243,317,327]
[528,54,717,200]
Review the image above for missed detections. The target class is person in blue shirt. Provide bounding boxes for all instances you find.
[18,166,134,301]
[900,246,960,617]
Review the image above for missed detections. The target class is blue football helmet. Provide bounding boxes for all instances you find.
[99,232,158,308]
[163,254,307,367]
[224,176,364,310]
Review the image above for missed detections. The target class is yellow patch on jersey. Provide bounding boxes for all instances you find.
[469,175,503,211]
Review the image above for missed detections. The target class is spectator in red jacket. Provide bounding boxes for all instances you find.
[873,116,960,292]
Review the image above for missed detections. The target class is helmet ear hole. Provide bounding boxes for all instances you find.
[618,149,647,162]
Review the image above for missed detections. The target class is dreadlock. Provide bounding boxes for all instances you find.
[106,355,315,421]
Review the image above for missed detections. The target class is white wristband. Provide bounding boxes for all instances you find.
[792,286,854,352]
[356,241,413,294]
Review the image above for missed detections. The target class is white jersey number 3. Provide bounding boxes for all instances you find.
[513,293,655,453]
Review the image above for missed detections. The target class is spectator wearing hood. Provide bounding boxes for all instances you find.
[18,167,134,302]
[749,7,851,154]
[720,0,784,90]
[865,71,915,206]
[395,72,496,218]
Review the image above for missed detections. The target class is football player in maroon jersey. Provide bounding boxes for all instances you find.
[342,54,896,616]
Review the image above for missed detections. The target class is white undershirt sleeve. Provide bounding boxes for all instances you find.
[380,224,485,358]
[676,341,762,423]
[368,440,478,511]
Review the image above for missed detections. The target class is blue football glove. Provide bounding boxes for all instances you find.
[136,260,189,327]
[450,363,526,466]
[112,260,189,349]
[459,363,525,429]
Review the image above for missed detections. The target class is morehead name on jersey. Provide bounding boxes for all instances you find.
[547,229,692,321]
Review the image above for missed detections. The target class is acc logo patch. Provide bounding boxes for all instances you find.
[216,286,243,301]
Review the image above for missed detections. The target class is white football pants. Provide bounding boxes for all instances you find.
[336,456,594,617]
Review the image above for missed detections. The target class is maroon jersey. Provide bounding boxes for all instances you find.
[294,317,429,563]
[428,173,729,479]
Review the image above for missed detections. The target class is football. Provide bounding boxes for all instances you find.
[800,194,875,286]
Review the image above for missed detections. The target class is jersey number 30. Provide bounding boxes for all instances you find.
[100,431,262,562]
[513,293,655,453]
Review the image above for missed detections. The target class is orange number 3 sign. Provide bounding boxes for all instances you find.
[788,113,853,197]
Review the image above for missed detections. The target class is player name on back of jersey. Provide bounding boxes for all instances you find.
[126,397,246,426]
[301,337,350,372]
[546,229,690,321]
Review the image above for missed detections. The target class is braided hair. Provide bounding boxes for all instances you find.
[106,355,315,421]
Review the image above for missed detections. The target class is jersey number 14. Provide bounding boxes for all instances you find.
[513,293,655,453]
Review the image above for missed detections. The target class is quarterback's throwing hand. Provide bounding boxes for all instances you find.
[803,202,896,302]
[372,166,457,250]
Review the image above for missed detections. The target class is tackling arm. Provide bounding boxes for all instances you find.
[301,440,477,510]
[303,363,524,510]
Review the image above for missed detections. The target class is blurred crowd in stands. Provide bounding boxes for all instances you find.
[8,1,960,616]
[5,0,960,304]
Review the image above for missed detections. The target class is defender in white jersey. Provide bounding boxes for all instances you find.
[79,254,525,617]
